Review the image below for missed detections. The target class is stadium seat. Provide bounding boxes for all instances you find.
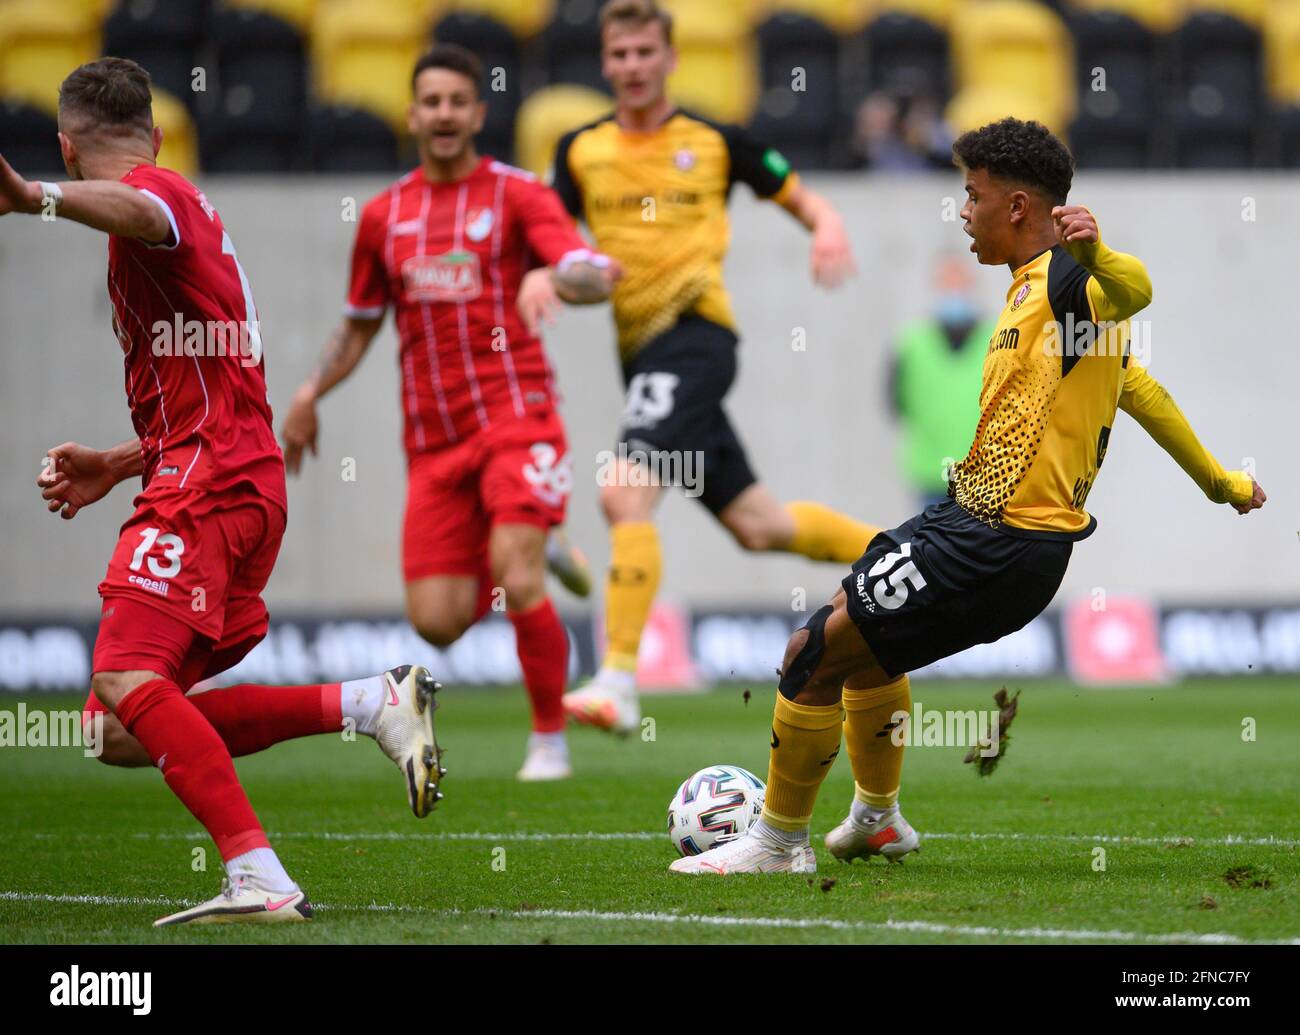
[432,12,521,162]
[514,83,611,178]
[152,87,200,177]
[541,0,606,93]
[1264,2,1300,106]
[1067,8,1158,134]
[313,0,427,133]
[443,0,555,38]
[222,0,318,34]
[0,0,101,115]
[951,1,1076,133]
[102,0,208,109]
[1186,0,1266,29]
[750,12,842,168]
[750,0,874,34]
[0,99,63,175]
[307,102,403,172]
[945,85,1065,137]
[663,2,756,123]
[874,0,961,28]
[1270,103,1300,166]
[1168,6,1262,162]
[1065,0,1183,33]
[858,10,949,97]
[199,6,308,173]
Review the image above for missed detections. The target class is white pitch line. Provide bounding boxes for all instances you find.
[1,892,1294,945]
[20,829,1300,847]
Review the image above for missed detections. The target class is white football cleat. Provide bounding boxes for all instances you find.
[669,829,816,875]
[516,733,572,782]
[375,664,444,818]
[562,674,640,736]
[153,875,311,927]
[824,804,921,863]
[545,528,592,599]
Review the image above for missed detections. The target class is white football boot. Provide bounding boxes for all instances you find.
[153,875,311,927]
[824,803,920,863]
[516,732,573,782]
[545,528,592,599]
[374,664,444,818]
[562,671,640,736]
[669,828,817,875]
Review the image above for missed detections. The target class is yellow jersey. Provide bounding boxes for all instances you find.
[550,109,798,359]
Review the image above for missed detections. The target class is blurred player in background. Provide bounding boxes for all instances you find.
[887,254,993,511]
[8,58,444,925]
[280,45,619,782]
[671,117,1266,875]
[549,0,878,735]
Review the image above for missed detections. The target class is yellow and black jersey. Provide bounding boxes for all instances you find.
[550,108,799,359]
[950,240,1155,539]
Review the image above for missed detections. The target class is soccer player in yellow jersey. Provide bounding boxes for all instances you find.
[536,0,877,733]
[671,117,1267,875]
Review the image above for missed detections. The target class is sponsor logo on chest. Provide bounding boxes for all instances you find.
[402,250,483,303]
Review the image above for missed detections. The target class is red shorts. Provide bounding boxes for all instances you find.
[92,484,286,682]
[403,410,571,581]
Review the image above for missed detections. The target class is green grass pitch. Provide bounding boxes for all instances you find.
[1,679,1296,944]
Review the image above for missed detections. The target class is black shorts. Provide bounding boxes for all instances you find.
[618,315,757,515]
[841,499,1073,677]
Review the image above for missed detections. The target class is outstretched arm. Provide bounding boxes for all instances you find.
[1119,361,1264,514]
[0,153,169,243]
[779,182,857,289]
[281,316,383,474]
[1053,205,1153,323]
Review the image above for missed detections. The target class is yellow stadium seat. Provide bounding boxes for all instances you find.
[1066,1,1185,34]
[951,0,1075,132]
[515,84,612,177]
[152,88,200,178]
[945,84,1066,138]
[1186,0,1266,28]
[1265,2,1300,104]
[313,0,427,132]
[875,0,962,29]
[0,0,100,116]
[222,0,320,34]
[662,2,756,123]
[443,0,554,38]
[751,0,874,34]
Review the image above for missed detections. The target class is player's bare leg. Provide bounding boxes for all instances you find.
[673,590,908,874]
[491,522,573,780]
[718,483,880,563]
[563,468,663,734]
[406,574,482,649]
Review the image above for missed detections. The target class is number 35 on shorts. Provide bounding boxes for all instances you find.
[860,541,927,611]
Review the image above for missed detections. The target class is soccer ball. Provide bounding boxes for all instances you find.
[667,764,766,857]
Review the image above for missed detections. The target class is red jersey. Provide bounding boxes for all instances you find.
[107,165,286,512]
[346,156,594,454]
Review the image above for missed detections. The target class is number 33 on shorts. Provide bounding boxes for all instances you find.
[859,542,928,611]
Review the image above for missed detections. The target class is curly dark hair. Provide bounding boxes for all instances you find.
[952,118,1074,206]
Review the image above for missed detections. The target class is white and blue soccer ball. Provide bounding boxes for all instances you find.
[667,764,766,857]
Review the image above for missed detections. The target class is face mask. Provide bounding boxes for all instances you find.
[935,294,978,328]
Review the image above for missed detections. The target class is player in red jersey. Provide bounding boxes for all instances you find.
[4,58,446,927]
[280,45,619,782]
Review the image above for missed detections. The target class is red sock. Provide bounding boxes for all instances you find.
[188,683,342,757]
[113,678,268,861]
[509,598,568,733]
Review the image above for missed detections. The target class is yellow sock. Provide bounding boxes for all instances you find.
[842,675,911,809]
[603,521,661,670]
[762,694,843,831]
[785,501,881,564]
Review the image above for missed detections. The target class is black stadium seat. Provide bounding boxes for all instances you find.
[749,12,843,169]
[542,0,607,93]
[859,11,949,99]
[432,12,521,163]
[308,103,402,173]
[1168,11,1261,168]
[198,7,307,172]
[1066,9,1160,168]
[101,0,210,110]
[0,100,63,176]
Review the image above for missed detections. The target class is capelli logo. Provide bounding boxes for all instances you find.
[50,966,151,1014]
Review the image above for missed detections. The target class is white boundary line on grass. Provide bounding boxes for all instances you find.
[23,829,1300,847]
[1,892,1295,945]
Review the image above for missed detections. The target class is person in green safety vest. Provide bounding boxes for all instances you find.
[887,254,994,511]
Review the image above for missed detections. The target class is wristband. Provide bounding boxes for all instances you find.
[37,181,63,212]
